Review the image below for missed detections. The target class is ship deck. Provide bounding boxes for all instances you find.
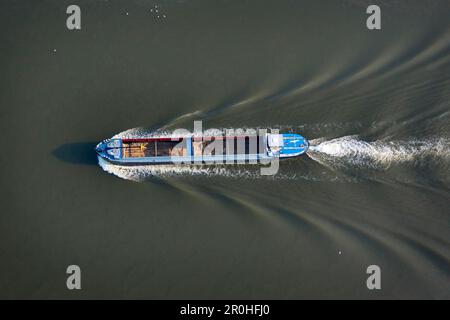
[121,136,266,158]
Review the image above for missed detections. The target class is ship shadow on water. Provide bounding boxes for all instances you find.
[52,142,98,165]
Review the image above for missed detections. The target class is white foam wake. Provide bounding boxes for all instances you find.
[307,136,450,169]
[112,127,173,139]
[98,157,243,181]
[97,156,288,181]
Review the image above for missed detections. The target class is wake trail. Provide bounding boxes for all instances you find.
[97,156,269,181]
[307,136,450,170]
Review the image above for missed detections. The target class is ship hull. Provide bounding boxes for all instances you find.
[96,133,309,165]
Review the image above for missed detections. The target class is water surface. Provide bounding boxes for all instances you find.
[0,0,449,299]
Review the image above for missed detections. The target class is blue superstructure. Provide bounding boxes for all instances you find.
[279,133,309,157]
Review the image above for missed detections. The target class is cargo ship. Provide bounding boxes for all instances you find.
[95,132,309,165]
